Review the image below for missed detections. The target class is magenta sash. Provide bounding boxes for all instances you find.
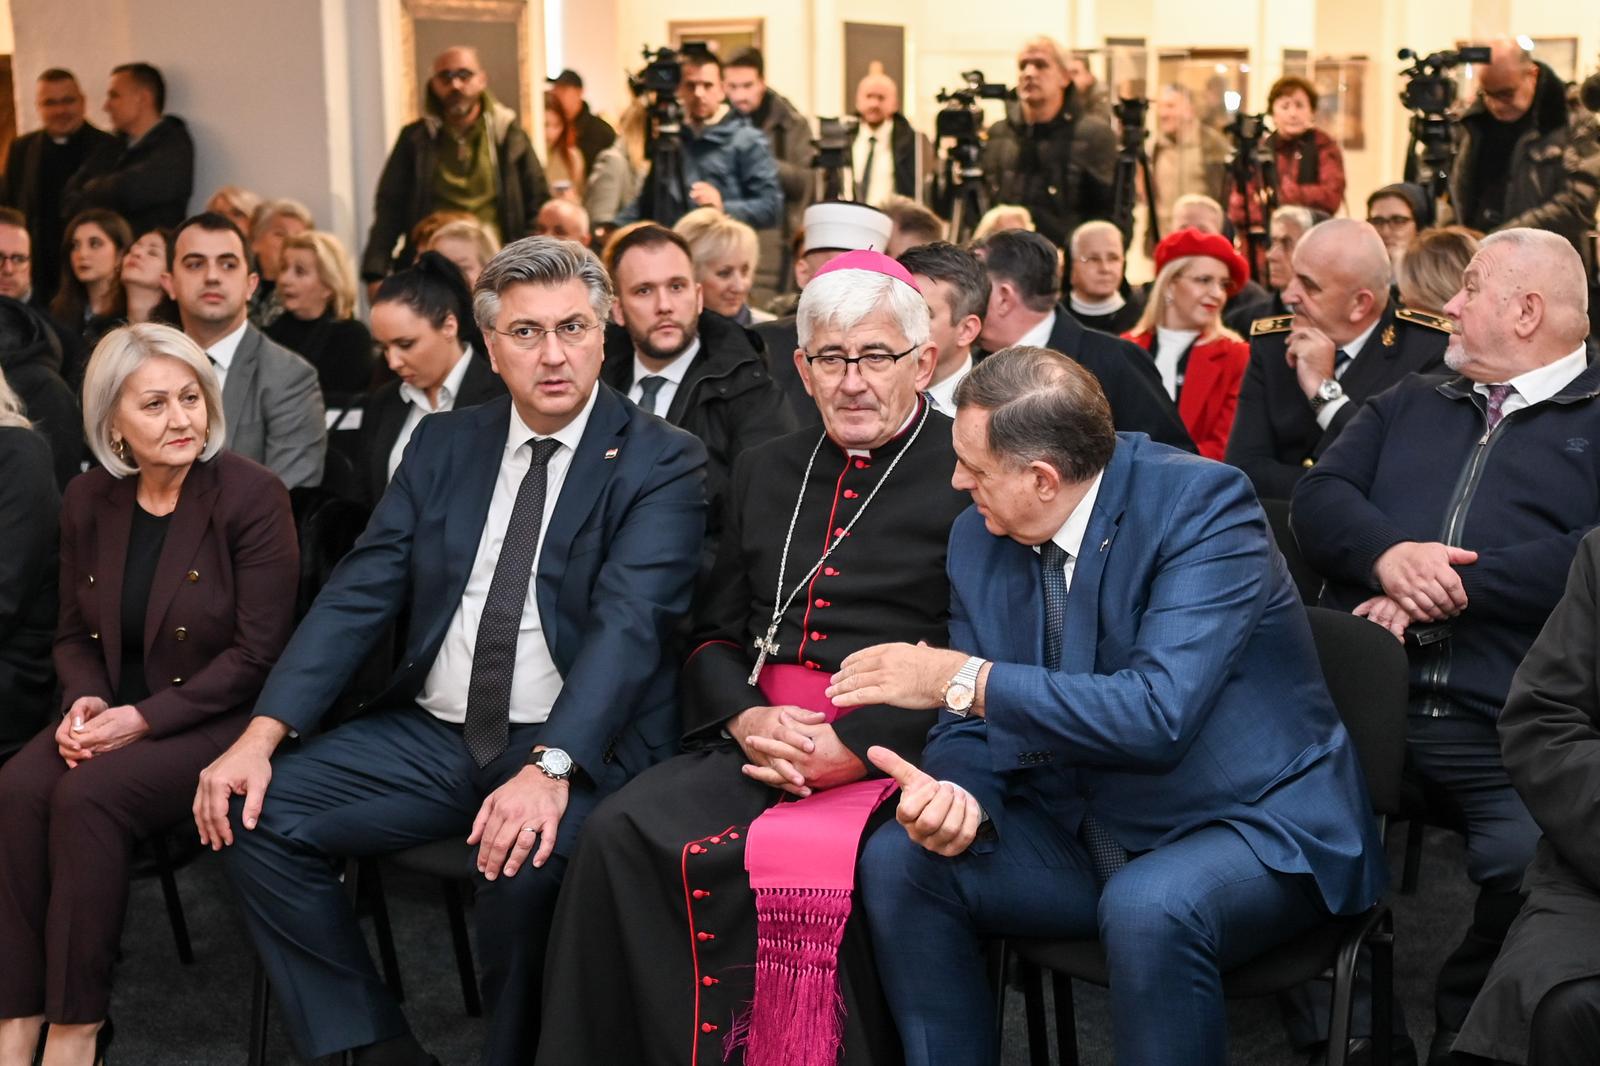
[726,665,899,1066]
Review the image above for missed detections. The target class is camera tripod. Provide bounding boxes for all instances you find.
[640,96,691,224]
[940,138,990,245]
[1110,98,1161,250]
[1220,115,1278,282]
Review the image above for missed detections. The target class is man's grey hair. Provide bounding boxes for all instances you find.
[1271,204,1316,234]
[1478,228,1590,332]
[796,270,931,351]
[473,236,614,331]
[954,346,1115,483]
[1068,219,1123,259]
[0,365,31,430]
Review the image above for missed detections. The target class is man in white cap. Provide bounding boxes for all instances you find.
[755,200,893,423]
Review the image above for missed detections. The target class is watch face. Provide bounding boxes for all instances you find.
[945,684,974,712]
[1318,379,1343,402]
[540,749,573,776]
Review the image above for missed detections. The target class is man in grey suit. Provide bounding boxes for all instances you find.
[164,212,326,488]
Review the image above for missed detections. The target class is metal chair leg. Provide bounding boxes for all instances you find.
[1019,958,1049,1066]
[1402,821,1424,894]
[247,960,270,1066]
[355,858,405,1002]
[149,832,195,964]
[1372,921,1395,1066]
[1052,972,1080,1066]
[440,878,482,1017]
[988,941,1011,1062]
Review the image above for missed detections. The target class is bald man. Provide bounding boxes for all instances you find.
[533,198,591,246]
[1293,228,1600,1063]
[1225,218,1449,500]
[361,45,550,281]
[852,71,928,209]
[1448,37,1600,274]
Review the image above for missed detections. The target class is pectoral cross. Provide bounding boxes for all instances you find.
[748,623,781,686]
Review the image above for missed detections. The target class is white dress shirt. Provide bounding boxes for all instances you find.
[1035,472,1106,595]
[628,337,700,416]
[416,386,598,725]
[204,319,249,391]
[1152,326,1200,402]
[1474,344,1589,420]
[852,121,897,209]
[927,355,974,417]
[1016,310,1057,351]
[388,346,476,482]
[1313,318,1380,428]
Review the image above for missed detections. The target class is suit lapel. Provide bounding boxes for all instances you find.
[536,386,630,658]
[144,461,221,658]
[220,327,261,435]
[1338,304,1400,403]
[444,398,512,601]
[1060,441,1134,673]
[93,477,137,686]
[996,537,1045,665]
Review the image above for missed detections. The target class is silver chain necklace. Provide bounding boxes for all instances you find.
[747,402,932,686]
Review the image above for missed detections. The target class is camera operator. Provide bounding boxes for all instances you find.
[618,48,782,232]
[1447,38,1600,275]
[980,36,1116,248]
[1226,76,1346,231]
[852,69,932,208]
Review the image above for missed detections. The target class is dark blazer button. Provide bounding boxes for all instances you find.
[174,626,188,641]
[170,677,184,686]
[87,574,95,585]
[186,570,200,583]
[90,631,99,640]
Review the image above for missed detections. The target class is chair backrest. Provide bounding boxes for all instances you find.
[1305,606,1409,818]
[1262,497,1324,606]
[288,486,372,621]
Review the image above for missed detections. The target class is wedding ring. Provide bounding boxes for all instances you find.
[520,826,538,833]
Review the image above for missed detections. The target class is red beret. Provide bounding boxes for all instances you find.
[1153,228,1250,296]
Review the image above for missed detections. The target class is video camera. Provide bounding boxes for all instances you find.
[1112,96,1149,153]
[809,116,860,201]
[1397,46,1492,117]
[934,70,1012,142]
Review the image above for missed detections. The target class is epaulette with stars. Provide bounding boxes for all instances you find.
[1394,307,1454,334]
[1249,315,1293,337]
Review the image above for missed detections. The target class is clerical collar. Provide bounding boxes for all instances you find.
[1070,291,1125,316]
[844,395,925,458]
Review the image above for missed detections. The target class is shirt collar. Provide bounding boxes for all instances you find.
[1475,344,1590,407]
[206,320,250,371]
[1341,318,1381,362]
[399,345,475,413]
[1016,309,1057,350]
[927,354,974,414]
[632,336,700,388]
[504,377,598,457]
[1041,471,1105,560]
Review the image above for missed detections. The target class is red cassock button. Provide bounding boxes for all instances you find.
[697,931,716,941]
[729,831,740,839]
[692,889,710,899]
[689,844,706,854]
[804,661,820,669]
[833,527,846,537]
[824,567,839,576]
[702,1022,718,1033]
[854,459,868,469]
[844,489,859,498]
[702,976,718,986]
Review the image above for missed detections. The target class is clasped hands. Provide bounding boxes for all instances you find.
[1356,540,1480,642]
[56,696,150,767]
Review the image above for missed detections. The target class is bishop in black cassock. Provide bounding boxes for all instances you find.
[537,255,972,1066]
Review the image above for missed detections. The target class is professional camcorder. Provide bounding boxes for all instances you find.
[1397,46,1492,117]
[1397,45,1491,219]
[934,70,1012,142]
[810,116,860,201]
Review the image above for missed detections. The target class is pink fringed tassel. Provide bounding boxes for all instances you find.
[724,887,855,1066]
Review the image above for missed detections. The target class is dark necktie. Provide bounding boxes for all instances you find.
[859,135,878,203]
[636,374,668,416]
[463,437,563,767]
[1485,383,1516,431]
[1334,348,1350,377]
[1040,540,1130,886]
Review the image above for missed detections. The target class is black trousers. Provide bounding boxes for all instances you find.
[221,707,564,1066]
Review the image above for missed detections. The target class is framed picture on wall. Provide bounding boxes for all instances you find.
[668,19,764,62]
[844,23,905,110]
[1531,37,1579,82]
[1313,56,1367,151]
[1106,37,1149,100]
[399,0,533,127]
[1157,49,1250,133]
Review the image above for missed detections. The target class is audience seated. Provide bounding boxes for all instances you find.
[1065,219,1145,335]
[2,68,116,308]
[245,197,313,327]
[1398,227,1481,316]
[361,251,504,507]
[0,208,90,386]
[897,241,987,415]
[194,237,707,1066]
[0,323,298,1066]
[50,208,132,350]
[530,198,591,247]
[1226,218,1448,501]
[600,222,795,565]
[1122,228,1251,459]
[970,202,1036,242]
[1169,193,1273,322]
[0,296,82,488]
[62,63,195,236]
[266,230,377,401]
[1292,228,1600,1063]
[1457,530,1600,1065]
[423,216,502,283]
[856,346,1385,1065]
[166,212,326,489]
[540,250,970,1066]
[1367,182,1431,270]
[0,366,60,747]
[1222,203,1315,335]
[361,46,549,285]
[672,206,770,324]
[883,195,946,257]
[120,226,175,325]
[969,227,1196,451]
[204,185,262,239]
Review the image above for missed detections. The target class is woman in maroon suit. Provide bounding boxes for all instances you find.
[0,323,299,1066]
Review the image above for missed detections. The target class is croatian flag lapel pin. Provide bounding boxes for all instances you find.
[604,447,620,460]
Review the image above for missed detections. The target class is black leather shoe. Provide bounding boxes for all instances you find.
[93,1017,115,1066]
[1305,1035,1419,1066]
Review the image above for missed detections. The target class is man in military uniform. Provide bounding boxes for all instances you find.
[1225,219,1449,501]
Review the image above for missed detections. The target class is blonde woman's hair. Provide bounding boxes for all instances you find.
[207,185,262,225]
[971,204,1036,243]
[1130,254,1242,342]
[250,197,315,234]
[0,365,31,429]
[82,323,226,477]
[672,207,759,278]
[616,98,649,170]
[282,230,359,319]
[1397,226,1480,315]
[426,218,501,267]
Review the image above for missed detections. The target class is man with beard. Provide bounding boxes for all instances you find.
[1226,218,1448,502]
[600,223,794,563]
[538,250,971,1066]
[360,46,549,283]
[1293,228,1600,1065]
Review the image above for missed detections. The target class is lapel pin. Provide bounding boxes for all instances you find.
[604,448,619,460]
[1099,538,1110,553]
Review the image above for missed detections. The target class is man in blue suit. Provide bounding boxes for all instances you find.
[837,346,1385,1064]
[192,237,707,1066]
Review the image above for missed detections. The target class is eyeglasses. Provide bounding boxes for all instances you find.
[0,253,29,269]
[492,320,602,350]
[1367,215,1415,230]
[805,345,917,377]
[433,68,479,85]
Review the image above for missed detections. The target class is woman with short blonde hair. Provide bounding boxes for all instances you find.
[1397,226,1480,316]
[267,231,378,400]
[672,207,770,324]
[423,218,501,288]
[82,322,227,476]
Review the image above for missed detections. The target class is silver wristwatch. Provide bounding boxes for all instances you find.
[1310,377,1344,411]
[942,656,987,717]
[532,747,574,780]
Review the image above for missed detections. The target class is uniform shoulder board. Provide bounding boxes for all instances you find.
[1395,308,1453,333]
[1249,315,1293,337]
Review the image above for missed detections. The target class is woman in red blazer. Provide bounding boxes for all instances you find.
[1123,228,1251,460]
[0,324,298,1065]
